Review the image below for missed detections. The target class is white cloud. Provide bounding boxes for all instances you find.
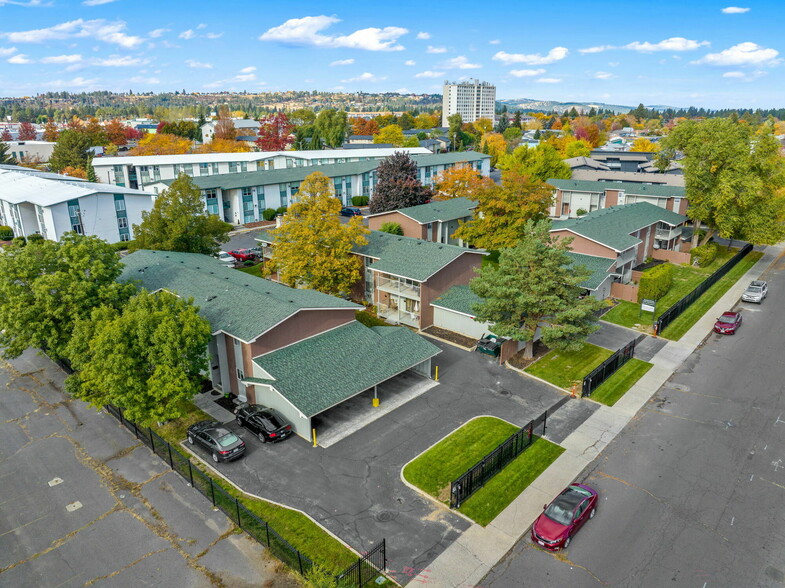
[489,39,500,45]
[129,76,160,84]
[235,73,256,82]
[9,54,34,64]
[404,59,415,66]
[536,77,562,83]
[186,59,212,69]
[426,45,447,54]
[148,28,168,38]
[625,37,709,52]
[579,45,613,54]
[442,55,481,69]
[179,29,195,40]
[722,71,745,78]
[41,54,82,63]
[0,47,18,56]
[593,71,614,79]
[83,0,116,5]
[205,32,222,39]
[722,6,749,13]
[49,76,99,88]
[197,23,207,30]
[722,70,766,81]
[93,55,147,66]
[414,70,444,78]
[4,19,143,48]
[341,72,386,83]
[692,42,779,66]
[396,87,411,93]
[260,15,407,51]
[509,68,545,77]
[240,66,256,73]
[416,32,430,40]
[330,58,355,66]
[493,47,568,65]
[0,0,51,5]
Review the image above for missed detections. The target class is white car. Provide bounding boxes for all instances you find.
[742,280,767,303]
[216,251,235,266]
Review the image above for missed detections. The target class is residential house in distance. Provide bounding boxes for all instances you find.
[564,156,610,172]
[366,197,476,246]
[0,167,152,242]
[200,118,261,144]
[547,179,688,219]
[257,230,485,330]
[569,169,684,187]
[549,202,688,288]
[589,150,658,172]
[119,250,440,443]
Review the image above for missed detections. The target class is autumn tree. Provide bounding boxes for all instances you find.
[369,152,432,213]
[194,138,251,153]
[630,137,659,152]
[132,174,232,254]
[414,113,438,129]
[49,130,92,173]
[447,113,464,151]
[564,140,591,158]
[18,122,37,141]
[213,105,236,141]
[129,133,192,155]
[661,118,785,246]
[0,128,12,141]
[470,219,602,359]
[473,117,494,136]
[480,132,507,167]
[65,289,211,426]
[453,170,554,249]
[42,121,59,142]
[256,112,294,151]
[497,143,571,182]
[374,124,405,147]
[60,166,88,179]
[433,165,495,201]
[104,119,128,146]
[84,117,108,146]
[266,171,369,296]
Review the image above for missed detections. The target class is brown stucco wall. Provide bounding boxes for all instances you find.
[652,249,691,264]
[249,308,356,357]
[368,212,427,240]
[551,231,617,259]
[605,189,620,207]
[419,253,484,328]
[611,282,639,302]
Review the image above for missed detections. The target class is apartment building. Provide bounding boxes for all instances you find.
[547,179,688,219]
[441,79,496,127]
[366,197,476,246]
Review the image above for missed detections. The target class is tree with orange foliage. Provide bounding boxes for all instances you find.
[256,112,294,151]
[352,118,379,136]
[129,133,192,156]
[66,116,83,131]
[195,138,251,153]
[60,166,88,179]
[105,119,128,146]
[42,121,59,142]
[18,122,37,141]
[433,165,495,201]
[480,132,508,167]
[213,105,236,141]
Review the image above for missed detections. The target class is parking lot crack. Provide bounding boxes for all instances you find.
[81,547,172,586]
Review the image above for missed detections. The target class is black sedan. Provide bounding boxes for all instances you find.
[340,206,362,217]
[234,403,294,443]
[187,420,246,462]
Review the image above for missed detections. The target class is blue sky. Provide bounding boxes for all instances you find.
[0,0,781,109]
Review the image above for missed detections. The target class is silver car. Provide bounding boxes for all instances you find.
[742,280,767,303]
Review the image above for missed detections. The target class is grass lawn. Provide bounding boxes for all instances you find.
[402,417,564,526]
[236,264,264,278]
[155,402,358,572]
[660,251,762,340]
[588,358,653,406]
[525,343,612,390]
[459,437,565,526]
[602,248,738,331]
[403,417,518,498]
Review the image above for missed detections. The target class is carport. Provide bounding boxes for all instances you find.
[246,321,440,446]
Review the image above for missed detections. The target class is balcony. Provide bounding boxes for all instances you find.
[378,302,420,328]
[616,247,637,267]
[376,275,421,299]
[656,226,682,241]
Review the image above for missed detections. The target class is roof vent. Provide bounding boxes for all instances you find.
[225,277,229,280]
[206,295,217,302]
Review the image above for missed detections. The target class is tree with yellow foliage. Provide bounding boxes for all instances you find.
[266,172,369,296]
[473,117,494,135]
[433,165,495,201]
[480,132,508,167]
[129,133,192,155]
[373,124,405,147]
[195,138,251,153]
[630,138,660,152]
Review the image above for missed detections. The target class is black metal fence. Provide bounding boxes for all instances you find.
[450,411,549,509]
[654,243,753,335]
[104,404,386,587]
[581,337,639,397]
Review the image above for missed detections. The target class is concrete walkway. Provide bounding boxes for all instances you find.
[422,243,784,587]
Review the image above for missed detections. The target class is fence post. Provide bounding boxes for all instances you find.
[543,410,547,433]
[210,479,216,506]
[265,522,270,546]
[132,421,139,438]
[235,498,241,526]
[297,551,303,576]
[167,443,173,469]
[149,428,155,452]
[188,460,193,486]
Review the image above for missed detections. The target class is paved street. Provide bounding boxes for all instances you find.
[0,350,296,588]
[483,251,785,587]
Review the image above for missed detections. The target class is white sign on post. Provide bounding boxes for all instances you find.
[641,299,656,313]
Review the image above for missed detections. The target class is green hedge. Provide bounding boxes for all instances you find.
[638,263,673,302]
[355,310,390,327]
[276,206,288,215]
[0,225,13,240]
[351,196,369,206]
[262,208,277,221]
[691,241,718,267]
[379,222,403,235]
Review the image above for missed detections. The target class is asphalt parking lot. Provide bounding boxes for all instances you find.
[0,349,296,588]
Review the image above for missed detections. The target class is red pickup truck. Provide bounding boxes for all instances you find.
[228,249,257,262]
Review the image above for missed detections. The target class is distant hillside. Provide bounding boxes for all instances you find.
[496,98,633,114]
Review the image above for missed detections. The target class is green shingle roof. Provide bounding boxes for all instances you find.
[551,202,687,252]
[357,231,484,281]
[119,250,359,342]
[431,285,482,316]
[252,321,440,417]
[411,152,490,165]
[565,252,615,291]
[393,197,477,224]
[547,178,685,198]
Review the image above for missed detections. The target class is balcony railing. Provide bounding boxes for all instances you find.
[377,302,420,328]
[376,275,421,299]
[656,227,682,241]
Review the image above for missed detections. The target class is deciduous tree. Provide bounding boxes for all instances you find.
[433,165,495,201]
[42,121,59,142]
[256,112,294,151]
[18,122,37,140]
[104,119,128,146]
[65,290,211,426]
[213,105,236,141]
[630,137,659,152]
[497,143,571,182]
[132,174,232,254]
[374,124,405,147]
[129,133,192,155]
[314,109,348,148]
[480,132,507,167]
[564,139,591,158]
[470,219,602,359]
[0,128,12,141]
[194,138,251,153]
[473,117,494,135]
[414,113,438,129]
[267,171,369,296]
[369,152,432,213]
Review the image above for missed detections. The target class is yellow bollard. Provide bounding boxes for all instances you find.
[312,428,317,447]
[372,397,380,407]
[435,365,439,381]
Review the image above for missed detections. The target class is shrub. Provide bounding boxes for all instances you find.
[691,241,718,267]
[638,263,673,302]
[276,206,288,215]
[11,236,26,247]
[379,222,403,236]
[356,310,390,327]
[0,225,13,240]
[110,239,136,251]
[243,260,255,267]
[26,233,44,244]
[575,208,588,216]
[352,195,370,206]
[262,208,277,221]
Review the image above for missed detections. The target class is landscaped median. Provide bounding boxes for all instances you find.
[402,417,564,526]
[524,343,653,407]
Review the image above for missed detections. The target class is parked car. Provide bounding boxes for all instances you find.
[229,249,257,262]
[187,420,246,462]
[714,311,742,335]
[216,251,235,266]
[531,483,598,551]
[742,280,768,303]
[234,403,293,443]
[340,206,362,217]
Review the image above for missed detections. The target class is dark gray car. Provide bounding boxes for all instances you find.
[187,420,246,462]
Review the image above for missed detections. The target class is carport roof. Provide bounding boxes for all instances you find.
[565,252,615,291]
[252,322,440,418]
[391,197,477,225]
[432,285,482,317]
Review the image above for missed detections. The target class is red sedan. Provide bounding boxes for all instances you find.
[229,249,256,262]
[714,311,742,335]
[531,483,598,550]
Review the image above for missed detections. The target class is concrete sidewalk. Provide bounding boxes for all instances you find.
[421,243,784,587]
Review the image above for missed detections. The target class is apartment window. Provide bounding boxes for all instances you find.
[120,233,130,242]
[118,217,128,229]
[173,164,181,175]
[279,185,288,207]
[239,161,247,172]
[182,164,193,176]
[199,162,210,176]
[256,187,266,211]
[204,189,219,215]
[112,165,125,186]
[229,161,238,173]
[114,197,126,212]
[139,166,151,184]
